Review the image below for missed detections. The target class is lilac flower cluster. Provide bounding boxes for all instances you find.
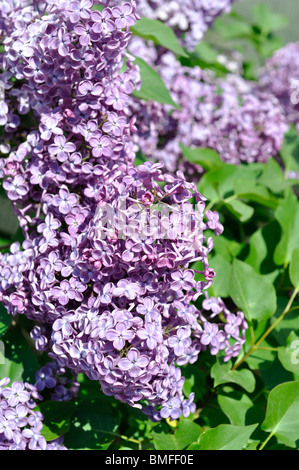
[0,157,248,420]
[127,43,289,174]
[0,0,140,163]
[0,377,67,450]
[0,0,247,421]
[105,0,237,50]
[259,42,299,134]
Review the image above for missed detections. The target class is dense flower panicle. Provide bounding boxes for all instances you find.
[0,159,247,419]
[104,0,237,50]
[259,42,299,134]
[0,0,248,422]
[0,0,140,165]
[126,42,289,174]
[0,378,67,450]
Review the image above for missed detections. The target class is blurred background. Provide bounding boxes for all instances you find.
[237,0,297,42]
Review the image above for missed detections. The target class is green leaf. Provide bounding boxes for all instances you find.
[131,18,189,58]
[229,259,277,321]
[211,360,256,393]
[189,424,257,450]
[180,145,223,171]
[261,381,299,448]
[245,229,268,273]
[0,326,39,383]
[217,393,255,426]
[38,401,76,441]
[233,178,278,209]
[0,194,20,236]
[258,159,289,193]
[183,365,209,401]
[280,126,299,175]
[252,4,288,34]
[245,339,276,370]
[193,41,219,64]
[208,254,232,298]
[92,4,104,11]
[212,235,244,262]
[274,189,299,266]
[0,303,11,337]
[0,236,11,248]
[152,420,202,451]
[198,165,238,201]
[214,16,253,41]
[132,57,180,108]
[134,151,147,167]
[277,332,299,376]
[63,398,120,450]
[290,248,299,289]
[224,199,254,222]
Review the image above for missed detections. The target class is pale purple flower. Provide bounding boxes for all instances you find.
[202,296,223,316]
[201,322,219,349]
[168,328,191,356]
[91,9,115,34]
[22,427,47,450]
[112,3,135,29]
[171,270,195,290]
[90,136,112,158]
[160,397,182,420]
[118,349,149,377]
[52,280,76,306]
[0,416,16,440]
[2,381,30,407]
[3,175,28,201]
[182,393,196,418]
[69,0,93,23]
[48,136,76,162]
[39,115,63,141]
[106,323,135,350]
[137,322,163,349]
[54,186,78,215]
[113,280,140,300]
[37,214,61,238]
[102,112,126,136]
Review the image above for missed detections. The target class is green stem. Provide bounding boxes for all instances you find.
[259,431,275,451]
[104,430,144,450]
[232,288,299,371]
[205,199,218,212]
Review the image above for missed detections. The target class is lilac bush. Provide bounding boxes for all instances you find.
[0,0,248,422]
